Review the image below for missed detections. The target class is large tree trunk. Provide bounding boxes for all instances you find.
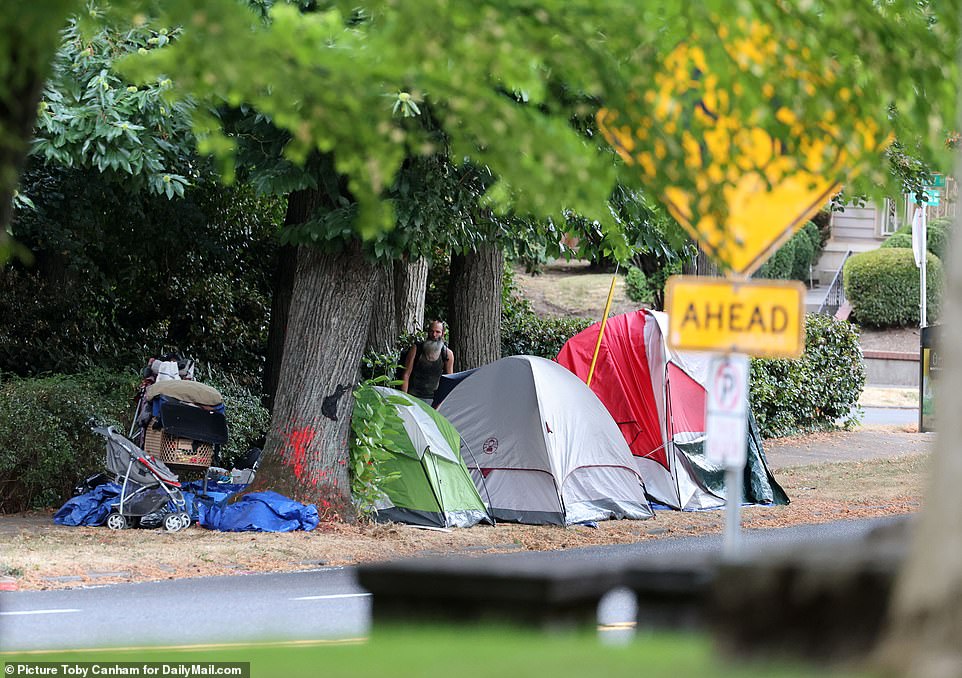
[394,255,429,335]
[877,168,962,675]
[251,240,378,520]
[262,190,320,411]
[366,260,398,355]
[448,244,503,371]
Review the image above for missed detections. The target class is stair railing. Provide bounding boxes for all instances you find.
[817,250,853,316]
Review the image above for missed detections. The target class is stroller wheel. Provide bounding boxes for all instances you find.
[163,513,184,533]
[178,512,191,530]
[106,513,128,530]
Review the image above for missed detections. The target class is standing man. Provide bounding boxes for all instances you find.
[401,319,455,403]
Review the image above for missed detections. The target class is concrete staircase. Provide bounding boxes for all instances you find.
[815,238,880,287]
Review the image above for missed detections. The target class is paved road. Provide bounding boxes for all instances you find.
[0,516,906,653]
[861,406,919,427]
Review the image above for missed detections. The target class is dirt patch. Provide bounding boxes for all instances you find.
[0,448,928,591]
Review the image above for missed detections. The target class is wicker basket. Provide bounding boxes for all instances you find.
[143,421,214,468]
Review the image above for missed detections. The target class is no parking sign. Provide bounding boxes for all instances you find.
[706,354,749,468]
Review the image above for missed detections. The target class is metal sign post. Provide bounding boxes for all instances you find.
[910,191,939,329]
[705,353,749,559]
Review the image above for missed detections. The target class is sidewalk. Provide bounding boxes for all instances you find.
[764,426,934,470]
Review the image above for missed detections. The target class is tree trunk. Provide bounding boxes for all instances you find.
[262,190,320,411]
[251,240,377,520]
[366,260,398,355]
[394,255,428,335]
[448,244,503,371]
[877,165,962,676]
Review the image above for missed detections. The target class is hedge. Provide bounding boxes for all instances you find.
[0,369,269,511]
[891,216,952,261]
[753,221,822,283]
[750,314,864,438]
[501,314,594,359]
[844,248,943,327]
[754,235,795,280]
[881,232,913,249]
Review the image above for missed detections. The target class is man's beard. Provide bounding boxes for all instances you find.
[421,338,444,361]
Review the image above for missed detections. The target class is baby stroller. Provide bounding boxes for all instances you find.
[130,355,229,486]
[92,424,191,532]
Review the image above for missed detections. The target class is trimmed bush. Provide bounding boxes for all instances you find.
[892,216,953,261]
[0,368,269,511]
[754,235,795,280]
[926,217,952,261]
[754,222,821,282]
[881,232,913,249]
[501,314,593,359]
[844,248,943,327]
[790,228,816,282]
[750,314,864,438]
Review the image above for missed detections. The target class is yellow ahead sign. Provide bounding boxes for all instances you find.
[665,276,805,358]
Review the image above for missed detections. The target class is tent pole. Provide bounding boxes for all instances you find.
[587,266,620,387]
[419,450,446,526]
[459,436,496,517]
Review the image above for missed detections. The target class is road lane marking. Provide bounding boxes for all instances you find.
[0,637,367,656]
[598,622,637,631]
[290,593,371,601]
[0,609,81,617]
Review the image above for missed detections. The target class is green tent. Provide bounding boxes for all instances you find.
[367,386,490,528]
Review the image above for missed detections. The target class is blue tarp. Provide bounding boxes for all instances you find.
[197,491,319,532]
[53,483,122,526]
[54,483,318,532]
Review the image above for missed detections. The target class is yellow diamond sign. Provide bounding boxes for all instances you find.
[598,24,888,275]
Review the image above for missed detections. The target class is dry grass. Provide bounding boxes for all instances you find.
[0,453,927,591]
[512,263,638,319]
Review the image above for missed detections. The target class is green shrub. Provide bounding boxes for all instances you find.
[501,314,594,359]
[927,217,952,261]
[624,262,681,307]
[750,314,864,438]
[754,223,822,282]
[624,267,649,303]
[790,228,815,282]
[811,208,832,249]
[204,369,271,470]
[0,368,270,511]
[881,232,913,249]
[754,235,795,280]
[0,369,135,511]
[802,220,823,265]
[893,216,953,261]
[844,248,943,327]
[501,262,534,322]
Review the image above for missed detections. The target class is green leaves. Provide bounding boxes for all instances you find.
[31,18,197,198]
[750,313,865,437]
[349,382,405,519]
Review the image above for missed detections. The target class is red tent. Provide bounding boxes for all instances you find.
[557,309,787,510]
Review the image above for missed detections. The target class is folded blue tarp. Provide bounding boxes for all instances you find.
[197,491,319,532]
[54,484,318,532]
